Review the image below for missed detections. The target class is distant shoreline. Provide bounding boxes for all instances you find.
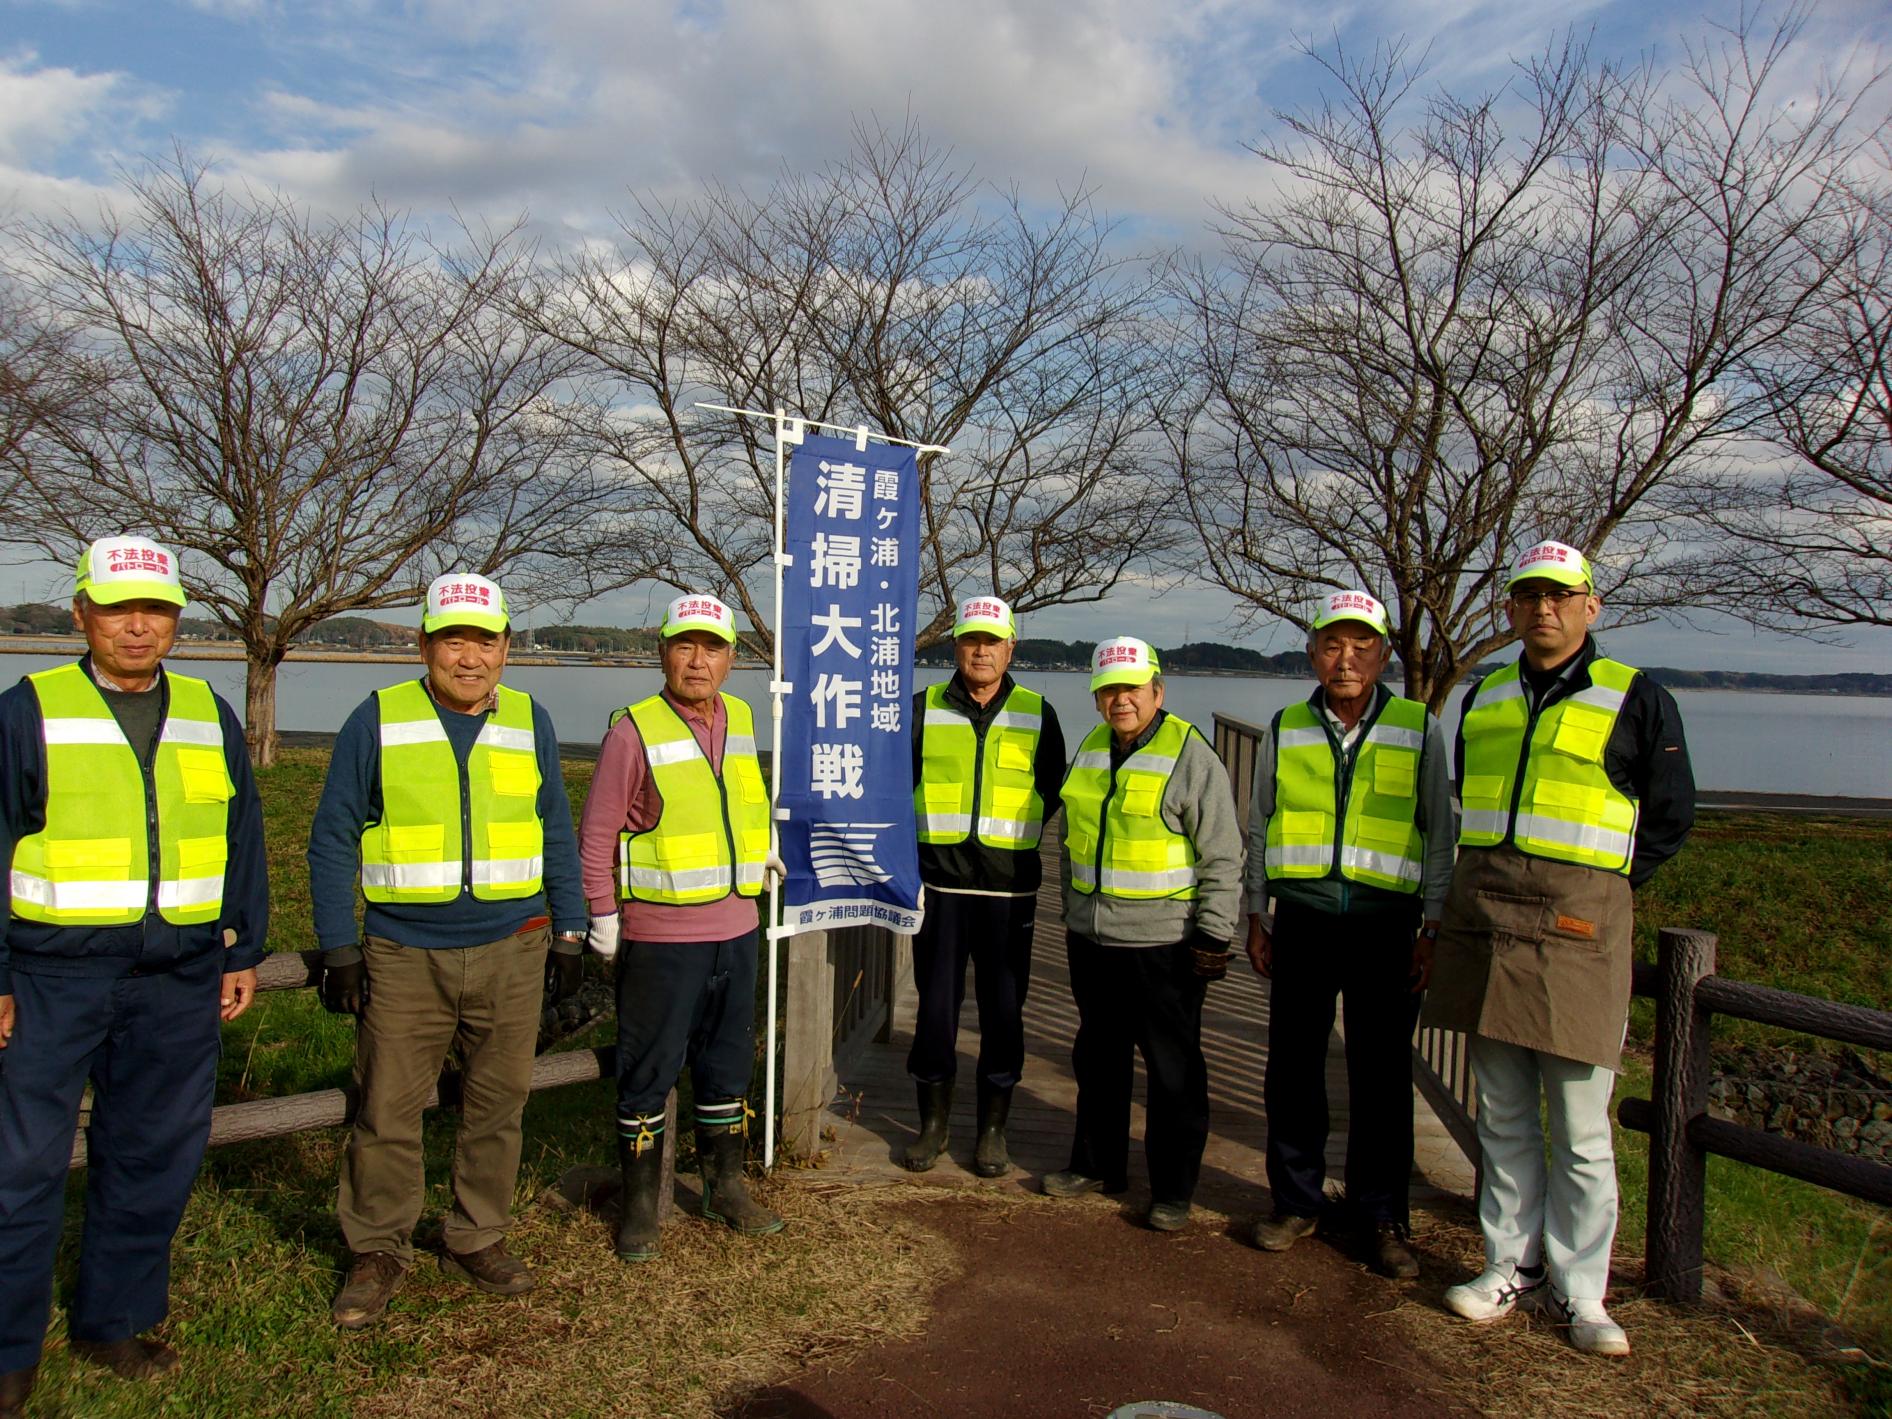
[2,635,1887,697]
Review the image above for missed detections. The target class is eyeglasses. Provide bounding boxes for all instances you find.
[1507,588,1589,608]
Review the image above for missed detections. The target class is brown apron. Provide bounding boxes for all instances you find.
[1422,845,1634,1070]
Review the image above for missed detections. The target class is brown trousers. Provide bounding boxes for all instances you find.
[338,926,549,1260]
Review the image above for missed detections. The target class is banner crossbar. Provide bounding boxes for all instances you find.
[695,402,950,455]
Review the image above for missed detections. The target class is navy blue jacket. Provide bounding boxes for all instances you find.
[0,657,270,993]
[307,680,586,955]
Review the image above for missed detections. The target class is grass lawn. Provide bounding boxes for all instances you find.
[1619,811,1892,1410]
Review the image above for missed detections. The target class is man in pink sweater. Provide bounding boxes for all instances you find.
[576,594,782,1261]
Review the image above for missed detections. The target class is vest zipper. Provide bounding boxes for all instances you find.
[968,696,991,846]
[459,722,474,894]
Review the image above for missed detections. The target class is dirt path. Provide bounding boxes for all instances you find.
[726,1194,1471,1419]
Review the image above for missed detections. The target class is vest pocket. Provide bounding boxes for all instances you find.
[922,783,965,813]
[1549,704,1613,763]
[386,822,444,861]
[996,737,1034,775]
[487,749,540,797]
[655,831,718,868]
[1460,774,1506,812]
[47,837,132,870]
[1530,778,1606,817]
[177,747,234,803]
[485,819,543,858]
[176,834,228,871]
[1118,773,1164,817]
[1279,809,1326,841]
[1371,748,1417,799]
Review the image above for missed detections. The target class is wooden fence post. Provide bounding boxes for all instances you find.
[779,928,837,1158]
[1647,926,1716,1301]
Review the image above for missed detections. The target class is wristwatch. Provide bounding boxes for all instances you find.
[555,930,586,945]
[1417,925,1440,942]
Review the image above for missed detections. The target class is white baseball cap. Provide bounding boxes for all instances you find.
[1507,540,1594,590]
[952,595,1016,640]
[1089,636,1161,691]
[75,536,187,608]
[423,573,510,634]
[662,593,737,644]
[1311,589,1390,636]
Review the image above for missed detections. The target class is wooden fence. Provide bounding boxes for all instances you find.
[1617,927,1892,1300]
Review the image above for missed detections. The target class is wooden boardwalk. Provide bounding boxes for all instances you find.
[804,830,1477,1216]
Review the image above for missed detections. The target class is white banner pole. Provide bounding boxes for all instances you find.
[762,407,801,1172]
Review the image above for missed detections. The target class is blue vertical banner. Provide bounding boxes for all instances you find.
[777,432,924,934]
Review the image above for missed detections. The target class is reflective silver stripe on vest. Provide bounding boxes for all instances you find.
[920,812,974,834]
[1276,724,1327,749]
[157,875,224,910]
[725,733,758,757]
[621,863,735,893]
[1338,843,1422,884]
[1097,865,1198,892]
[922,706,963,728]
[1071,750,1112,772]
[1364,724,1423,751]
[1460,808,1511,839]
[159,718,223,746]
[1566,683,1628,713]
[380,719,449,748]
[988,709,1041,730]
[1124,753,1178,775]
[1513,812,1633,862]
[471,855,544,887]
[1264,843,1332,872]
[976,815,1036,840]
[360,861,459,891]
[644,738,703,768]
[1477,676,1527,707]
[39,717,128,746]
[9,871,146,912]
[734,860,766,887]
[477,723,535,752]
[1071,860,1098,887]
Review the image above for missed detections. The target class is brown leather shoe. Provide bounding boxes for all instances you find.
[331,1251,409,1330]
[1368,1219,1421,1280]
[0,1364,37,1418]
[440,1240,536,1296]
[70,1336,179,1380]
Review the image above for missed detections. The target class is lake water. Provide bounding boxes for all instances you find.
[3,654,1887,798]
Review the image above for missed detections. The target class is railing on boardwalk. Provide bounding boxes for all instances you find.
[1619,928,1892,1300]
[1212,712,1481,1173]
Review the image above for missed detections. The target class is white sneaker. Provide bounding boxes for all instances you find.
[1545,1289,1631,1357]
[1442,1263,1546,1322]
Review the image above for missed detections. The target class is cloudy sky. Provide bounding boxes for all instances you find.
[3,0,1890,670]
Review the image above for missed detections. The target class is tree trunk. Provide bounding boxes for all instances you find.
[244,650,281,768]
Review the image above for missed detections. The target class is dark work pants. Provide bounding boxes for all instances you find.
[1264,900,1423,1225]
[905,891,1035,1089]
[1064,933,1209,1206]
[615,931,759,1124]
[0,952,222,1372]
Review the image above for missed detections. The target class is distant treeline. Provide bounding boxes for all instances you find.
[916,638,1309,674]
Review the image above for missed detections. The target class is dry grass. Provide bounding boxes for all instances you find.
[1394,1202,1883,1418]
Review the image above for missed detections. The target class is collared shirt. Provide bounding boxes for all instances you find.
[576,688,760,943]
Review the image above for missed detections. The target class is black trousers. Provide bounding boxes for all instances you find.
[615,931,760,1121]
[1064,932,1209,1205]
[905,891,1035,1090]
[1263,900,1422,1225]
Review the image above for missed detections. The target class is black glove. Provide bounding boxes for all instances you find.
[320,958,369,1016]
[544,950,585,1007]
[1189,933,1232,981]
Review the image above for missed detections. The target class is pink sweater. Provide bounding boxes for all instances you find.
[577,689,763,943]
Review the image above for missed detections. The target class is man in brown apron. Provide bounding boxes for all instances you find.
[1425,540,1695,1357]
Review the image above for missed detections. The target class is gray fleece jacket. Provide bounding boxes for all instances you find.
[1059,710,1245,948]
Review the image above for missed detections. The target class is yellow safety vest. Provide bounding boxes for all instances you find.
[11,662,231,926]
[1061,715,1199,899]
[1458,657,1641,875]
[1265,695,1427,894]
[915,682,1045,850]
[360,679,544,903]
[617,693,769,905]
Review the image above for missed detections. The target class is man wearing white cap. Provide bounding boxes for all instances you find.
[1244,590,1456,1279]
[1426,541,1694,1356]
[0,536,267,1410]
[1043,637,1243,1232]
[309,571,586,1329]
[903,596,1067,1176]
[576,593,782,1262]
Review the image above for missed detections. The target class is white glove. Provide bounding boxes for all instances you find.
[764,853,788,889]
[587,911,621,960]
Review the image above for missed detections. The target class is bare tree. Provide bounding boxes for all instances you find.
[530,121,1174,656]
[1164,14,1882,709]
[1673,171,1892,629]
[4,156,634,764]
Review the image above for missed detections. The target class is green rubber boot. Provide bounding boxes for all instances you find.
[615,1114,666,1262]
[901,1080,953,1172]
[696,1100,784,1236]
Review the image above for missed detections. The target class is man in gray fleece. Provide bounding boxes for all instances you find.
[1042,637,1244,1232]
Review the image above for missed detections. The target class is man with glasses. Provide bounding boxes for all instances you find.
[1426,541,1695,1357]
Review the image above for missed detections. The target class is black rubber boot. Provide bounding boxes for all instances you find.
[972,1083,1013,1178]
[901,1080,953,1172]
[696,1103,784,1236]
[615,1134,665,1261]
